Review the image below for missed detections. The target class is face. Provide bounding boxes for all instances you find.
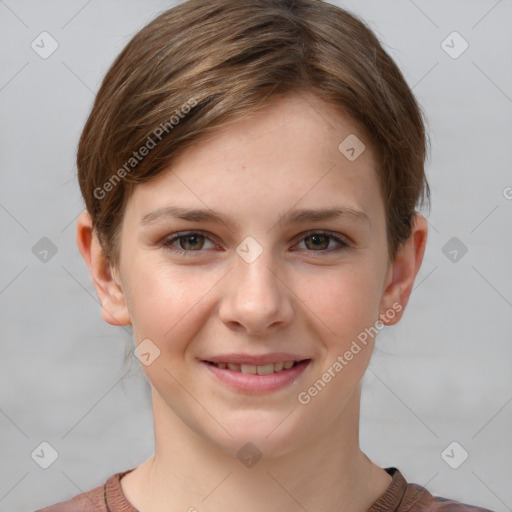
[109,93,401,457]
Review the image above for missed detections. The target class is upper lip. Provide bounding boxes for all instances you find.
[202,353,311,366]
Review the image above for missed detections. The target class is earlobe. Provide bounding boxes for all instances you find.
[76,210,131,326]
[379,214,428,326]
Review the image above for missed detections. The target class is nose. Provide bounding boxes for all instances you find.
[218,248,294,336]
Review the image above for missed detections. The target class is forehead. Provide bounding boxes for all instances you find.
[125,92,383,225]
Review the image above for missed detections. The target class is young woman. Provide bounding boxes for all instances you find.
[36,1,494,510]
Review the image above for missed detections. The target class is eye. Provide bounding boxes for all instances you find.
[162,231,218,255]
[161,230,349,257]
[294,230,349,253]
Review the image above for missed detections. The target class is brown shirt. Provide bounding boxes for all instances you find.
[34,467,494,512]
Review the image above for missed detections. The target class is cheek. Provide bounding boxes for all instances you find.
[299,261,385,343]
[291,266,384,418]
[123,257,216,348]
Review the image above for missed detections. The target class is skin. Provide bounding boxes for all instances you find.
[77,92,427,512]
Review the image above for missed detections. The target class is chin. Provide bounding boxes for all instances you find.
[199,410,310,461]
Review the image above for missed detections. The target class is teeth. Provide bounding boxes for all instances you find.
[241,364,257,374]
[212,360,300,374]
[256,363,275,375]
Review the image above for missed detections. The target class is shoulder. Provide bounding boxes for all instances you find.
[32,470,128,512]
[372,468,495,512]
[33,482,105,512]
[400,481,495,512]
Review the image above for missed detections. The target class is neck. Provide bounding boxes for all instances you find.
[121,385,391,512]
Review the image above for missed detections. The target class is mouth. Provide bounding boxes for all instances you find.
[200,356,312,393]
[203,360,308,375]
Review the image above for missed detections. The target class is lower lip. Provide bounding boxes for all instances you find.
[201,360,311,393]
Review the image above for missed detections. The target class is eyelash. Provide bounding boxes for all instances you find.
[161,230,350,257]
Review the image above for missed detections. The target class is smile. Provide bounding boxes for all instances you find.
[205,360,301,375]
[201,358,312,393]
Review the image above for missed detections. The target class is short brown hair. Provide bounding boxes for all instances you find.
[77,0,430,264]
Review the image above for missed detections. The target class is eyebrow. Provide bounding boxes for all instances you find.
[140,205,370,228]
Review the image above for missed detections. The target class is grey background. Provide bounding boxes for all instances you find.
[1,1,511,511]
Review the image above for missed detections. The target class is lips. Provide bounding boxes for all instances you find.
[201,356,312,393]
[202,353,310,371]
[200,352,312,389]
[205,360,300,375]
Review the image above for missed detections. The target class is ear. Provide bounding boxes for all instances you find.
[378,214,428,326]
[76,210,131,326]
